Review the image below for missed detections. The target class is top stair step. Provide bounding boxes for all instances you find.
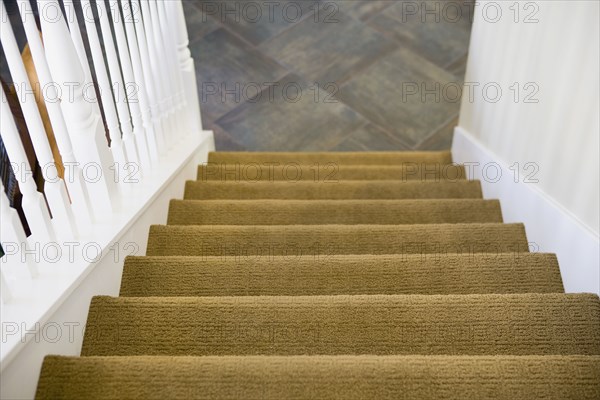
[197,164,466,181]
[208,151,453,165]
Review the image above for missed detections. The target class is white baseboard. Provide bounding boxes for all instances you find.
[452,127,599,295]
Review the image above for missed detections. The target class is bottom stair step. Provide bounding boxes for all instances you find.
[36,355,600,400]
[120,253,564,296]
[81,293,600,357]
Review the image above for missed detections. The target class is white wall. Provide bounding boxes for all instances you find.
[459,0,599,233]
[454,0,599,294]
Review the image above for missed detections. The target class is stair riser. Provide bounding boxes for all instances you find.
[167,200,503,225]
[208,151,454,165]
[184,180,484,200]
[120,254,563,297]
[197,164,466,181]
[81,294,600,357]
[37,355,600,400]
[146,224,529,257]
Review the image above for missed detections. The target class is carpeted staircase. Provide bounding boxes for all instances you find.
[36,151,600,399]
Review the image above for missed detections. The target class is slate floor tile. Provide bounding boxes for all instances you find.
[193,0,321,45]
[328,0,394,21]
[368,0,473,68]
[192,28,287,124]
[258,9,396,85]
[215,74,367,151]
[331,123,412,151]
[184,0,221,43]
[415,115,459,150]
[335,47,461,147]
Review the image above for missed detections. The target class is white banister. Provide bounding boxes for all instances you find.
[95,0,141,168]
[1,2,77,240]
[170,0,203,134]
[120,0,159,163]
[109,0,151,170]
[133,0,167,151]
[17,0,93,231]
[140,0,177,146]
[0,181,38,279]
[0,1,213,394]
[64,0,128,170]
[0,86,55,242]
[62,0,95,85]
[39,0,118,218]
[155,0,186,136]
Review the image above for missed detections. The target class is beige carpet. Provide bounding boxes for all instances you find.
[184,180,484,200]
[167,199,503,225]
[119,254,563,297]
[36,355,600,400]
[36,151,600,399]
[197,164,467,181]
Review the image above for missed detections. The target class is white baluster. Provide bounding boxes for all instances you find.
[63,0,128,172]
[0,86,55,242]
[141,0,177,147]
[0,181,38,278]
[18,0,93,232]
[95,0,141,169]
[132,0,166,155]
[1,2,76,240]
[120,0,159,163]
[62,0,94,84]
[156,0,186,135]
[39,0,118,219]
[109,0,151,170]
[133,0,166,152]
[169,0,203,134]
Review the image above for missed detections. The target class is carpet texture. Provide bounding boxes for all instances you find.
[146,223,529,257]
[198,164,466,181]
[167,199,503,225]
[36,355,600,400]
[184,180,484,200]
[36,151,600,399]
[81,294,600,357]
[120,254,563,297]
[208,151,454,165]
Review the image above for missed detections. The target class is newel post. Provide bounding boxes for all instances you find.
[170,0,203,134]
[38,0,118,219]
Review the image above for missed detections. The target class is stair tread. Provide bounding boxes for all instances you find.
[146,223,529,256]
[167,199,503,225]
[208,150,453,165]
[81,293,600,357]
[197,164,466,181]
[36,355,600,400]
[120,253,563,296]
[184,180,484,200]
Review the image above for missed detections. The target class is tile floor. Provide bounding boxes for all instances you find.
[185,0,474,151]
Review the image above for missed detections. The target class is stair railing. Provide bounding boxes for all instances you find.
[0,0,203,303]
